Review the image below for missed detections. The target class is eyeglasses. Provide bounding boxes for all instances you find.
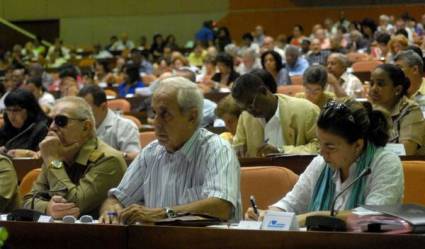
[53,115,86,128]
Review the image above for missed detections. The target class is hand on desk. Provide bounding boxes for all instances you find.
[119,204,166,225]
[46,195,80,219]
[99,198,124,224]
[256,144,279,157]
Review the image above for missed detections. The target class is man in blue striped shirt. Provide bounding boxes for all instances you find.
[100,76,242,224]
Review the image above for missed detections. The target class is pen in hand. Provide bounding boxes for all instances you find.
[250,195,259,216]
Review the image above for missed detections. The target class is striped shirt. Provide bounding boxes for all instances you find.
[109,128,242,221]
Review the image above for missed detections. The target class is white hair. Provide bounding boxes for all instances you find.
[155,76,204,126]
[330,53,350,68]
[55,96,96,135]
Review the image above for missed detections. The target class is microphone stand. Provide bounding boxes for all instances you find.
[306,168,371,231]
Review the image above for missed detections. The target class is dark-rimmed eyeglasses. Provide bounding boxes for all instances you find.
[53,115,86,128]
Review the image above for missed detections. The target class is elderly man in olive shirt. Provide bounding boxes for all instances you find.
[0,155,20,212]
[23,96,127,219]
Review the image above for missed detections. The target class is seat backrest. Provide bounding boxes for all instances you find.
[290,75,303,85]
[402,161,425,206]
[352,60,383,73]
[346,52,370,63]
[104,89,118,98]
[139,131,157,148]
[240,166,299,212]
[123,114,142,129]
[277,85,304,96]
[19,168,42,197]
[107,99,131,113]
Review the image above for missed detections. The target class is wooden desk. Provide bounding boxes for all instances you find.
[0,221,126,249]
[129,225,424,249]
[239,155,315,175]
[1,221,422,249]
[12,158,42,182]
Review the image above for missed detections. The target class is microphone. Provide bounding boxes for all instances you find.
[8,190,49,222]
[7,188,67,222]
[306,167,372,231]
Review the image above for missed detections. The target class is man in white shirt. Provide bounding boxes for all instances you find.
[78,85,140,162]
[326,53,364,98]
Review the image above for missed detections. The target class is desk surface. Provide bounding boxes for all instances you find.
[0,221,422,249]
[130,225,425,249]
[0,221,126,249]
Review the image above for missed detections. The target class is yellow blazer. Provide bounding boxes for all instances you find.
[234,94,320,157]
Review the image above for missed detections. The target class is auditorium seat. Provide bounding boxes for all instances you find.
[346,52,370,63]
[277,85,304,96]
[139,131,157,148]
[290,75,303,85]
[123,114,142,128]
[402,160,425,206]
[352,60,383,73]
[104,89,118,98]
[19,168,41,197]
[107,99,131,113]
[240,166,298,212]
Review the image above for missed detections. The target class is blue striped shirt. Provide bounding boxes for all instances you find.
[109,128,242,221]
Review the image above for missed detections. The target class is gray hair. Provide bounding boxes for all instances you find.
[240,48,258,59]
[394,50,424,74]
[55,96,96,135]
[330,53,350,68]
[303,64,328,88]
[155,76,204,126]
[285,45,300,56]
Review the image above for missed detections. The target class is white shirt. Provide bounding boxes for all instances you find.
[38,91,55,108]
[271,147,404,214]
[326,71,364,98]
[109,128,242,221]
[261,101,284,149]
[96,109,141,153]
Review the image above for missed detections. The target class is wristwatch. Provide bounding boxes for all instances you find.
[165,207,177,218]
[50,160,64,169]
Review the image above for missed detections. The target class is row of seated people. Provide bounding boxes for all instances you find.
[0,75,407,227]
[1,52,424,163]
[215,56,425,157]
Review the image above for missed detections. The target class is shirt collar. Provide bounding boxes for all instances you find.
[340,71,349,83]
[390,96,408,117]
[411,78,425,98]
[164,128,202,162]
[98,109,115,130]
[74,137,98,166]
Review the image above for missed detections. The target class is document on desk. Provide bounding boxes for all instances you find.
[236,221,262,230]
[155,215,221,227]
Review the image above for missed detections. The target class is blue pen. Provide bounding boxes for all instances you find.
[250,195,259,216]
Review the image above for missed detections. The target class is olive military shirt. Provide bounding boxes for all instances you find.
[23,138,127,217]
[389,96,425,155]
[0,155,20,212]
